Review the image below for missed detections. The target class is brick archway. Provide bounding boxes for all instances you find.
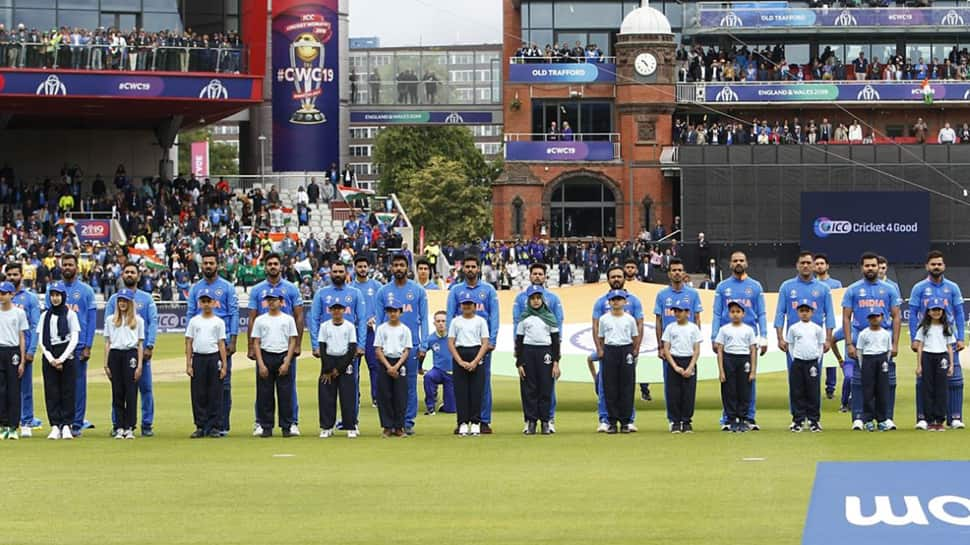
[542,169,625,237]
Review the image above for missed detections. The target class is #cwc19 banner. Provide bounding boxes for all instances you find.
[272,0,339,172]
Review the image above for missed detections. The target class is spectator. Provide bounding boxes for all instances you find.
[938,122,957,144]
[914,118,929,143]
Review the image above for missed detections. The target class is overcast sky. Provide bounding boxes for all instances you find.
[349,0,503,47]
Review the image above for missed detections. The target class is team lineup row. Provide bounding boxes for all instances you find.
[0,248,963,440]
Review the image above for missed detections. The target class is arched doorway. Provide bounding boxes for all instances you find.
[547,176,618,238]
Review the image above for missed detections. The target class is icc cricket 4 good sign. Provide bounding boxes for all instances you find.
[272,0,339,172]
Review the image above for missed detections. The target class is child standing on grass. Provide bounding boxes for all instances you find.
[0,282,27,440]
[185,288,227,439]
[854,311,893,432]
[448,292,490,437]
[39,282,79,440]
[914,298,956,432]
[252,289,299,438]
[715,301,758,433]
[596,290,639,435]
[515,286,560,436]
[317,301,358,439]
[103,289,144,441]
[375,301,413,438]
[785,300,827,433]
[661,299,702,434]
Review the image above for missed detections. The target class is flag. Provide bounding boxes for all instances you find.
[129,248,167,271]
[338,185,374,202]
[375,212,397,225]
[922,79,934,104]
[142,257,167,271]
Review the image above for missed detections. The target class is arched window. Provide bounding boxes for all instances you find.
[548,177,616,238]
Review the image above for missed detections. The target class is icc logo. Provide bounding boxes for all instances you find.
[444,112,465,124]
[719,11,743,27]
[834,10,858,26]
[941,10,965,25]
[714,87,739,103]
[814,217,852,238]
[200,79,229,99]
[36,74,67,96]
[857,84,880,101]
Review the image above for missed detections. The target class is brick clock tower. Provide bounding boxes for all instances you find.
[493,1,677,241]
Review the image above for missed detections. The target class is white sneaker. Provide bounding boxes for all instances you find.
[114,428,125,439]
[319,428,334,438]
[61,425,73,440]
[47,427,61,440]
[289,424,301,436]
[851,419,864,431]
[470,423,481,436]
[951,419,965,429]
[347,428,359,439]
[124,429,135,440]
[720,423,731,431]
[626,423,638,432]
[458,423,469,436]
[596,422,610,433]
[20,426,32,438]
[915,420,928,430]
[548,422,556,434]
[883,419,897,430]
[252,424,264,437]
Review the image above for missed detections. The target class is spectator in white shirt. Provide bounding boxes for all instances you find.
[938,122,957,144]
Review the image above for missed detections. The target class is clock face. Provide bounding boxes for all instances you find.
[635,52,658,76]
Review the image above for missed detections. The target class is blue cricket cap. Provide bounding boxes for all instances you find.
[459,291,477,304]
[263,287,283,300]
[671,298,691,311]
[48,281,67,295]
[328,300,346,309]
[797,299,814,310]
[117,288,136,301]
[385,299,403,311]
[0,281,15,293]
[607,289,629,301]
[196,288,215,301]
[525,285,545,298]
[928,297,946,310]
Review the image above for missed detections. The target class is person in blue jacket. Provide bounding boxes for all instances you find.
[353,255,383,408]
[654,257,703,430]
[418,311,456,415]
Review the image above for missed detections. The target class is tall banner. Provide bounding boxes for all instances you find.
[190,141,209,177]
[272,0,339,172]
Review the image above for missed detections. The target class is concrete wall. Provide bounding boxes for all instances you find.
[0,130,166,182]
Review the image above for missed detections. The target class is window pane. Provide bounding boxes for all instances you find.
[554,1,623,29]
[589,32,610,57]
[14,8,55,29]
[786,43,810,65]
[821,44,844,63]
[226,0,238,15]
[57,0,97,8]
[909,43,931,63]
[531,1,551,26]
[102,0,141,9]
[566,182,601,202]
[665,2,683,28]
[846,44,870,63]
[521,1,529,27]
[933,43,952,64]
[144,0,180,10]
[57,9,98,28]
[0,8,9,27]
[16,0,53,7]
[556,31,584,50]
[531,29,553,49]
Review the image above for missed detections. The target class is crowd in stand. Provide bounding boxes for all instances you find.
[675,116,970,145]
[678,43,970,83]
[0,24,243,72]
[512,42,608,63]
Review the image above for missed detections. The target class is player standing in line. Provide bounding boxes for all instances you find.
[908,250,965,430]
[512,263,563,432]
[353,255,384,409]
[185,289,227,438]
[654,257,703,431]
[247,253,304,436]
[597,290,639,434]
[6,264,39,437]
[592,266,644,432]
[712,251,768,430]
[828,327,855,413]
[875,256,904,424]
[186,251,239,437]
[515,286,560,435]
[105,263,158,437]
[102,289,144,441]
[317,301,359,438]
[813,254,843,399]
[375,300,413,438]
[251,289,299,438]
[661,299,702,433]
[416,258,439,290]
[0,282,27,440]
[623,257,653,403]
[715,302,758,433]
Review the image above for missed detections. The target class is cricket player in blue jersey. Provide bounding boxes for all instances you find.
[653,257,703,429]
[908,250,965,430]
[309,261,368,425]
[512,263,563,431]
[813,253,843,398]
[775,252,835,428]
[876,255,904,421]
[418,311,456,414]
[416,258,440,290]
[186,251,239,436]
[711,251,768,430]
[353,255,383,407]
[47,254,96,437]
[591,265,644,432]
[246,253,304,436]
[106,263,158,436]
[446,255,499,434]
[6,264,40,435]
[377,253,428,435]
[842,252,901,430]
[828,327,856,413]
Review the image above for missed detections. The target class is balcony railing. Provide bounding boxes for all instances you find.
[349,80,500,106]
[690,5,970,30]
[504,132,620,161]
[677,80,969,104]
[0,42,246,73]
[509,56,617,64]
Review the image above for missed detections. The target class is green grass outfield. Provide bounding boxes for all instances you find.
[3,332,965,545]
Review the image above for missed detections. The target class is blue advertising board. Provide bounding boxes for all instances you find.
[505,141,615,162]
[804,461,970,545]
[701,6,970,28]
[0,70,255,100]
[801,192,929,264]
[509,63,616,84]
[705,82,970,103]
[349,111,496,124]
[272,0,340,172]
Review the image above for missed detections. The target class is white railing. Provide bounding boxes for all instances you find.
[510,56,616,64]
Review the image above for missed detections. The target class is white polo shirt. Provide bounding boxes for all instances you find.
[598,312,637,346]
[375,322,413,359]
[185,314,226,355]
[785,320,825,361]
[715,323,757,356]
[449,315,489,348]
[661,321,702,358]
[914,324,957,354]
[0,306,28,348]
[252,312,298,354]
[319,319,357,356]
[104,315,145,350]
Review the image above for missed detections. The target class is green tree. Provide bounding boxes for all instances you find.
[372,126,502,195]
[398,156,492,242]
[177,128,239,177]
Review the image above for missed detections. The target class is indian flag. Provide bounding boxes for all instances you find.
[922,79,934,105]
[128,248,167,271]
[338,186,374,202]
